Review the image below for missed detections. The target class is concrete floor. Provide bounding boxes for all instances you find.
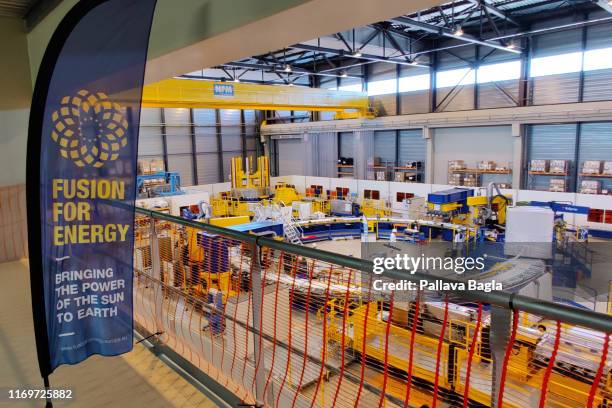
[0,260,218,408]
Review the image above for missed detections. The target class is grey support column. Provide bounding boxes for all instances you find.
[511,123,523,189]
[353,130,373,180]
[423,127,434,184]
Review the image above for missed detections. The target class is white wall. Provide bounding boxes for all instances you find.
[278,138,308,176]
[0,109,29,186]
[432,126,513,184]
[0,17,31,187]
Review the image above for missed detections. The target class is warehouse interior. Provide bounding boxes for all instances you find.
[3,0,612,407]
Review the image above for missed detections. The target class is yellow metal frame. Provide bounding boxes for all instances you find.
[142,78,372,117]
[231,156,269,190]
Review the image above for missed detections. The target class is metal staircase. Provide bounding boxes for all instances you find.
[282,214,303,245]
[251,202,303,245]
[278,203,303,245]
[253,204,267,222]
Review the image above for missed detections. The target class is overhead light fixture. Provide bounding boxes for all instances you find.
[288,83,294,86]
[340,70,348,78]
[453,25,464,37]
[233,78,240,83]
[409,59,418,66]
[284,64,292,72]
[609,0,612,6]
[352,50,362,57]
[505,41,517,50]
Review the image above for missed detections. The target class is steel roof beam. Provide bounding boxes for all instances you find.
[220,61,363,79]
[290,43,430,67]
[466,0,519,26]
[389,16,520,54]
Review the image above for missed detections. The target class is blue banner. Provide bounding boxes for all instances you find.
[27,0,157,375]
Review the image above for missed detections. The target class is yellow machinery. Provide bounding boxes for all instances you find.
[427,185,511,231]
[142,78,374,119]
[272,182,301,205]
[231,156,269,191]
[209,215,250,227]
[323,300,611,408]
[309,198,330,216]
[207,155,271,218]
[361,199,391,218]
[467,194,510,226]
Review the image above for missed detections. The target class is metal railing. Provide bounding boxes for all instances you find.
[133,207,612,407]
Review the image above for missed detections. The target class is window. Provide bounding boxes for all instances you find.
[367,79,397,96]
[338,83,363,92]
[477,60,520,84]
[530,52,582,77]
[396,192,415,202]
[436,68,476,88]
[398,74,430,92]
[583,47,612,71]
[364,189,380,200]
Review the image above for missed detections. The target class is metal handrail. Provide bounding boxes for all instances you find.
[135,207,612,333]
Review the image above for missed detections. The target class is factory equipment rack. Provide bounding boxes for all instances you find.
[393,164,424,183]
[366,160,393,181]
[337,164,355,178]
[137,171,183,198]
[577,160,612,195]
[448,161,512,188]
[526,160,573,192]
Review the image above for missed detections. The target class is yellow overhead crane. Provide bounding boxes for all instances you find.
[142,78,374,119]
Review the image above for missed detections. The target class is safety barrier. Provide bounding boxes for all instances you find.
[133,207,612,407]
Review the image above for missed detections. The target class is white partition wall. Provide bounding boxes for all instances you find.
[432,126,514,184]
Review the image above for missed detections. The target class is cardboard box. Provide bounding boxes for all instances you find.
[367,157,381,166]
[448,160,466,170]
[477,161,496,171]
[137,160,150,175]
[549,179,566,192]
[580,180,601,195]
[149,159,165,173]
[448,173,463,186]
[530,159,548,172]
[582,160,602,174]
[549,160,567,174]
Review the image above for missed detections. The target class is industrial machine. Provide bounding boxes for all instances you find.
[467,182,511,228]
[230,155,270,200]
[322,298,611,408]
[426,187,473,220]
[272,182,301,205]
[137,171,183,198]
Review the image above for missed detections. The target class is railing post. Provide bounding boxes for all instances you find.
[250,242,267,406]
[149,218,161,280]
[149,217,164,333]
[489,306,512,408]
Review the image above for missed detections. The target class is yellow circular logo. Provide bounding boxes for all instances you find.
[51,89,129,168]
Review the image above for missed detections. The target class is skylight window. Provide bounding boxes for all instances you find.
[477,60,520,84]
[367,79,397,96]
[530,52,582,77]
[436,68,475,88]
[338,83,363,92]
[583,47,612,71]
[398,74,431,92]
